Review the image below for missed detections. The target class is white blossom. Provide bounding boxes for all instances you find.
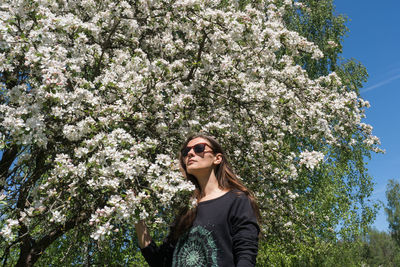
[50,210,66,224]
[0,0,381,243]
[299,150,325,170]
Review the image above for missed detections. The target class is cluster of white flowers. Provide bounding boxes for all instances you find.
[0,219,18,241]
[91,222,114,241]
[299,150,325,170]
[0,0,381,242]
[49,210,66,224]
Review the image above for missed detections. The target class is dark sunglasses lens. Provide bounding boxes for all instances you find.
[193,144,206,153]
[182,144,207,157]
[182,147,191,157]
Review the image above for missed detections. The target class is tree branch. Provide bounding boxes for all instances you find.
[0,144,19,191]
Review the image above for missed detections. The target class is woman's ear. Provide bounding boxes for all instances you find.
[214,153,223,165]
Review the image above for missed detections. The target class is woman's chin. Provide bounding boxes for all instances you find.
[186,166,210,177]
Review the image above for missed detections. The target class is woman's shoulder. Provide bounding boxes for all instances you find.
[227,189,258,224]
[225,189,253,208]
[228,189,249,199]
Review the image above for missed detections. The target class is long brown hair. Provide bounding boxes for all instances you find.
[169,134,261,242]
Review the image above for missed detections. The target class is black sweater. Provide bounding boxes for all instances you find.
[141,190,260,267]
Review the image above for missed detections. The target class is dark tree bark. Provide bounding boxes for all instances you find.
[15,212,89,267]
[0,144,19,191]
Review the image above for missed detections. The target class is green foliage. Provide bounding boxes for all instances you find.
[386,179,400,246]
[256,238,366,267]
[36,225,149,266]
[284,0,348,78]
[265,0,378,256]
[362,228,400,267]
[255,228,400,267]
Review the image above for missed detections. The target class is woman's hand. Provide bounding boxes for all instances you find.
[135,220,152,249]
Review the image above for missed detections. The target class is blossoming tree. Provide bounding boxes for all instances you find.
[0,0,380,265]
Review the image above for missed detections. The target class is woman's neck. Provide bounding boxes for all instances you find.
[196,170,228,201]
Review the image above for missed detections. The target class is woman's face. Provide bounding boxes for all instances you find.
[183,137,221,176]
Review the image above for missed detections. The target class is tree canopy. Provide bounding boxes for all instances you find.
[0,0,380,265]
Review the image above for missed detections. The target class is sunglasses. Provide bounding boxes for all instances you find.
[181,143,213,157]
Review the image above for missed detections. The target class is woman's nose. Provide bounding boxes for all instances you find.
[187,148,195,157]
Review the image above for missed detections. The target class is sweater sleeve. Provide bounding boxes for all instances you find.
[229,194,260,267]
[140,239,175,267]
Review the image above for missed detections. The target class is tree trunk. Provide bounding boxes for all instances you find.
[15,241,40,267]
[15,212,88,266]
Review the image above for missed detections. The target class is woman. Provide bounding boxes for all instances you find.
[135,134,260,267]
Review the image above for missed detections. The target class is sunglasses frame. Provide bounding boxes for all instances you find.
[182,143,213,157]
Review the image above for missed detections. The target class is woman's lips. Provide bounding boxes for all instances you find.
[187,159,196,165]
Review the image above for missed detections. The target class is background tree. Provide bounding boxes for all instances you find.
[362,228,400,267]
[0,0,380,265]
[386,179,400,246]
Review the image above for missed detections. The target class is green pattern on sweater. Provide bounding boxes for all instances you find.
[172,226,218,267]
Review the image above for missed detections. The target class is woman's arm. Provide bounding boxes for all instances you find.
[230,195,260,267]
[135,220,175,267]
[135,220,152,249]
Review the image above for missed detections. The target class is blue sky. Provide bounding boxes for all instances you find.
[334,0,400,232]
